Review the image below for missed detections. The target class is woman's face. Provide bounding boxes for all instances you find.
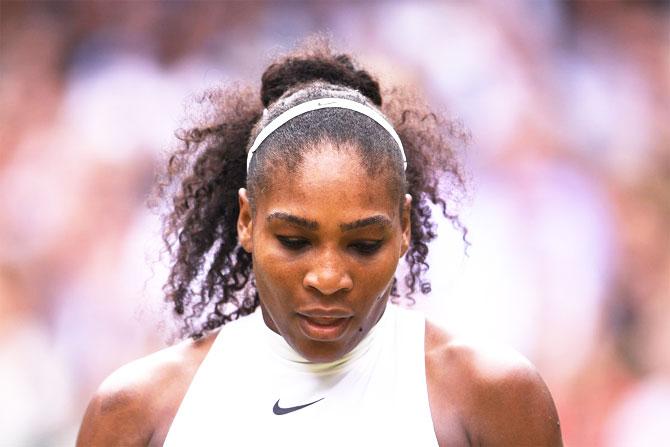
[238,143,411,363]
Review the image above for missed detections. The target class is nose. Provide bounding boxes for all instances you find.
[303,250,353,296]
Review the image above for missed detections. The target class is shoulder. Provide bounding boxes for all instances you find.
[425,321,563,446]
[76,331,218,446]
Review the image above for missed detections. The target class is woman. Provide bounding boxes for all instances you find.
[78,41,562,446]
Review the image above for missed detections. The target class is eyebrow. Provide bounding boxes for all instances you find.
[267,212,318,230]
[340,215,392,232]
[266,212,392,232]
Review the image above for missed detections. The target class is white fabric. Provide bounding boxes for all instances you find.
[164,304,438,446]
[246,98,407,171]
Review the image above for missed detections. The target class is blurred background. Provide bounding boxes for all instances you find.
[1,1,668,445]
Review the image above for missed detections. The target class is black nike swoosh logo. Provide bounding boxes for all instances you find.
[273,397,324,415]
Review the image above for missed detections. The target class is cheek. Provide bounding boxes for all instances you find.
[253,247,303,295]
[352,250,400,296]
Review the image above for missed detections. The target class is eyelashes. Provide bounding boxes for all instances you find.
[276,236,310,250]
[276,236,383,256]
[349,240,383,255]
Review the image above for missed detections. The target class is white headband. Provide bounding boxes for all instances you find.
[246,97,407,171]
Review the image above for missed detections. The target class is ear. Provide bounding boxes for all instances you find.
[400,194,412,258]
[237,188,253,253]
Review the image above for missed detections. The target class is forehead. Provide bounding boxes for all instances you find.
[255,144,399,220]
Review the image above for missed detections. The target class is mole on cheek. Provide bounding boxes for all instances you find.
[358,327,363,332]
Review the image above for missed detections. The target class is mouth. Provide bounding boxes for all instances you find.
[296,313,353,341]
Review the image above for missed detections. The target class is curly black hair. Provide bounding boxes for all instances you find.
[156,38,468,339]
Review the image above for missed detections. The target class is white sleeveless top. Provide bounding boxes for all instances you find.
[164,304,439,446]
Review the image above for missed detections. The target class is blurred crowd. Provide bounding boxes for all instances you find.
[1,1,668,445]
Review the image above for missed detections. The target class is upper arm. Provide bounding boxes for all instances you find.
[470,362,562,446]
[426,323,562,446]
[76,377,153,447]
[76,334,214,446]
[426,325,563,447]
[458,348,562,447]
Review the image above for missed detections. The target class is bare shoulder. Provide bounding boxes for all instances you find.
[76,331,218,447]
[425,321,562,447]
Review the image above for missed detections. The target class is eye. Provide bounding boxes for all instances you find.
[277,236,310,251]
[350,240,383,256]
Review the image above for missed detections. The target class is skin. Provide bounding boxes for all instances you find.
[77,143,562,446]
[238,146,410,363]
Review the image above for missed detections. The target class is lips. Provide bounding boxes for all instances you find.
[304,316,347,326]
[296,310,353,341]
